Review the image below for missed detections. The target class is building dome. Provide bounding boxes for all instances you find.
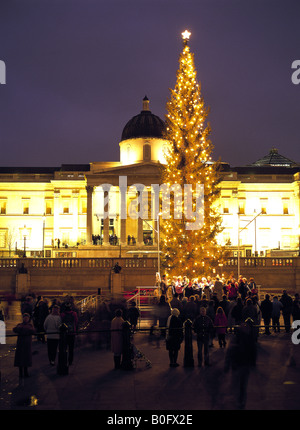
[121,96,165,141]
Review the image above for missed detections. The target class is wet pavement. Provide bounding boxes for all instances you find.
[0,301,299,416]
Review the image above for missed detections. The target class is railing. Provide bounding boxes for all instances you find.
[223,257,297,267]
[125,286,158,329]
[0,256,297,270]
[0,257,158,270]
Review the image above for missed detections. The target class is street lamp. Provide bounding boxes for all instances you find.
[140,213,163,281]
[23,225,28,258]
[42,213,46,257]
[237,210,262,277]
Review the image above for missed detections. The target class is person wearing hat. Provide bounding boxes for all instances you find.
[166,308,184,367]
[13,313,36,379]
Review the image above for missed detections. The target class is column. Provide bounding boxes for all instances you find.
[137,190,144,245]
[86,185,94,245]
[137,216,143,245]
[72,189,79,245]
[120,218,126,245]
[53,190,60,244]
[119,179,127,245]
[102,186,112,246]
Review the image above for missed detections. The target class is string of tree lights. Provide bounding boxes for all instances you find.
[160,31,227,279]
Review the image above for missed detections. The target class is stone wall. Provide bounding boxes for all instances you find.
[0,257,299,299]
[0,257,158,298]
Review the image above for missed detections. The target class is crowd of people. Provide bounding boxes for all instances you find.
[151,273,300,368]
[14,294,79,379]
[157,273,300,333]
[10,273,300,384]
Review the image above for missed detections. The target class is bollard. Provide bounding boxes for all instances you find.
[121,321,133,370]
[57,323,69,375]
[184,319,194,367]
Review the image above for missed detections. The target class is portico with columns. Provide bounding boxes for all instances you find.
[84,161,162,251]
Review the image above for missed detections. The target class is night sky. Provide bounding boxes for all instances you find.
[0,0,299,168]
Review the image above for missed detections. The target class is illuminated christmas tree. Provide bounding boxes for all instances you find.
[160,30,225,279]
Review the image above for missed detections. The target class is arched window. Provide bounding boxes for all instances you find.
[143,144,151,161]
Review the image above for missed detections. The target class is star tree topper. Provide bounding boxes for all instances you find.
[181,30,191,44]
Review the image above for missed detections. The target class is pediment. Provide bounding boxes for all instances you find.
[86,161,164,187]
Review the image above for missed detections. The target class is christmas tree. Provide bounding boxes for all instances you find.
[159,30,225,279]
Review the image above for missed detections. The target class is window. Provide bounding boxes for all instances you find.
[81,198,87,214]
[222,198,230,214]
[0,200,6,214]
[238,198,245,215]
[260,198,268,215]
[45,200,53,215]
[282,198,289,215]
[62,199,70,214]
[143,144,151,161]
[22,199,30,215]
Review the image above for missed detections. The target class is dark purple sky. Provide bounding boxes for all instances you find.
[0,0,299,168]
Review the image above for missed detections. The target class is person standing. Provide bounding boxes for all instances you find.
[292,293,300,322]
[213,276,224,301]
[271,296,283,333]
[110,309,125,369]
[44,305,62,365]
[260,294,273,335]
[156,295,171,338]
[280,290,293,333]
[127,301,140,332]
[166,308,184,367]
[193,307,214,367]
[60,302,78,366]
[214,306,228,348]
[33,298,49,343]
[13,313,36,379]
[224,318,257,410]
[231,298,244,331]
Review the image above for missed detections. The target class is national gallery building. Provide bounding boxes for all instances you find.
[0,97,299,261]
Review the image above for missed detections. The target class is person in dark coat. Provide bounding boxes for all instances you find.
[292,293,300,321]
[238,276,248,302]
[260,294,273,335]
[60,302,78,366]
[156,295,171,338]
[127,301,140,332]
[33,298,49,343]
[13,313,36,378]
[280,290,293,333]
[193,306,214,367]
[231,298,244,332]
[166,308,183,367]
[224,318,257,409]
[21,296,34,318]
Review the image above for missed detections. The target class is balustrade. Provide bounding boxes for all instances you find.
[0,257,157,270]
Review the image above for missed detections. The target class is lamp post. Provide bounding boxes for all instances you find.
[42,213,46,257]
[23,225,28,258]
[237,210,262,277]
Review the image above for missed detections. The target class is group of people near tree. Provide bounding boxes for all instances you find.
[153,273,300,369]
